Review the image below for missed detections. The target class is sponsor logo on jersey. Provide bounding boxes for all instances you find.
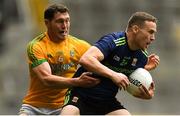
[113,55,120,61]
[120,57,130,66]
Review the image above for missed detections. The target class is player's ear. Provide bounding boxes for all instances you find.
[45,19,49,27]
[132,25,139,34]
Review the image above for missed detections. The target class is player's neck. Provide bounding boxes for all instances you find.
[126,32,139,51]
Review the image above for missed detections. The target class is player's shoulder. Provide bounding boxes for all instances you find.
[101,31,126,41]
[68,35,91,46]
[27,33,46,50]
[106,31,126,47]
[28,33,46,45]
[111,31,126,40]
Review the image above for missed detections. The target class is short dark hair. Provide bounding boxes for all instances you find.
[127,12,157,28]
[44,4,69,21]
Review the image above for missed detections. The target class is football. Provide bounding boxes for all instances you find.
[126,68,153,96]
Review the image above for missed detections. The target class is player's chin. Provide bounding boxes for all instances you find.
[140,45,146,50]
[144,45,148,50]
[58,33,68,39]
[143,43,149,49]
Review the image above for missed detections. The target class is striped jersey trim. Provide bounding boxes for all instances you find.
[27,33,46,67]
[63,89,72,105]
[141,50,148,57]
[31,59,47,68]
[113,37,126,46]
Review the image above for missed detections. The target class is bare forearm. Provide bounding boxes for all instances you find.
[79,56,116,80]
[33,62,79,89]
[41,75,78,89]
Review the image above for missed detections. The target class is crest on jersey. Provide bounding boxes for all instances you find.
[70,50,75,57]
[131,58,138,66]
[72,96,79,103]
[58,56,64,62]
[57,51,64,62]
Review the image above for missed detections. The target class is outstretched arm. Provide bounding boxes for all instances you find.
[33,62,100,89]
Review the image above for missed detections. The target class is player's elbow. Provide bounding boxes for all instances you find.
[79,55,90,66]
[40,75,54,87]
[41,79,51,87]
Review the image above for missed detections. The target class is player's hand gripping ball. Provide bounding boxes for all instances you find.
[127,68,153,96]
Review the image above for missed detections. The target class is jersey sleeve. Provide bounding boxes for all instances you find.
[27,42,47,68]
[94,34,116,58]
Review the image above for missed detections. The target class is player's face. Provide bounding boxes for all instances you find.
[135,21,157,50]
[46,12,70,41]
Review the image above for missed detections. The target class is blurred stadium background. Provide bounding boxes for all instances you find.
[0,0,180,115]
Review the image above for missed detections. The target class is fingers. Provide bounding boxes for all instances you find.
[148,82,155,97]
[140,85,149,95]
[85,75,100,84]
[82,72,93,76]
[79,72,100,88]
[149,54,160,65]
[120,82,127,90]
[154,55,160,61]
[148,54,156,58]
[138,84,155,99]
[153,57,160,66]
[149,54,159,61]
[147,54,160,70]
[81,72,100,83]
[149,82,155,91]
[119,77,130,90]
